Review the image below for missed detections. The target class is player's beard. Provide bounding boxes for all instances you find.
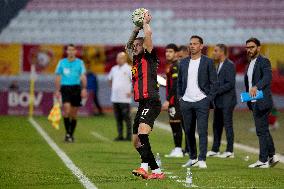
[68,55,76,60]
[248,51,258,60]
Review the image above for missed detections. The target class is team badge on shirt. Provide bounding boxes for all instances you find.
[63,68,70,75]
[131,66,138,77]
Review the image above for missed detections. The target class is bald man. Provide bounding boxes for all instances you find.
[108,52,133,141]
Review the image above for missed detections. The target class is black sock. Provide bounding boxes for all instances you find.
[64,117,71,135]
[138,134,159,170]
[170,122,182,148]
[136,147,143,162]
[70,119,77,137]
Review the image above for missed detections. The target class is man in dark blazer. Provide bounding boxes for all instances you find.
[245,38,279,168]
[177,35,218,168]
[207,44,237,158]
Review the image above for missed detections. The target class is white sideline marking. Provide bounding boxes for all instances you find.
[155,121,284,164]
[28,117,98,189]
[91,131,112,143]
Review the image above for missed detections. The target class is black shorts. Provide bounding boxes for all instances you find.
[133,99,161,134]
[61,85,82,107]
[168,104,182,122]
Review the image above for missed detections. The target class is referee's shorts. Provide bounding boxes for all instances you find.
[60,85,82,107]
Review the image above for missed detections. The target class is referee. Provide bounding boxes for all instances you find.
[55,44,87,142]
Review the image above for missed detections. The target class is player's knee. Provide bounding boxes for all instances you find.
[138,123,151,134]
[63,110,71,117]
[70,114,77,119]
[70,108,78,119]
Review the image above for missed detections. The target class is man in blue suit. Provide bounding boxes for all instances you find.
[177,35,218,168]
[207,44,237,158]
[245,38,279,168]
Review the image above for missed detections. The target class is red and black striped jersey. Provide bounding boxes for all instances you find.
[132,50,160,102]
[166,61,179,106]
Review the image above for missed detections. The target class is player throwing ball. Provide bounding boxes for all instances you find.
[126,10,164,180]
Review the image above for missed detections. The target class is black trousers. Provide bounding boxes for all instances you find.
[113,103,132,138]
[252,104,275,162]
[180,98,210,161]
[212,107,234,153]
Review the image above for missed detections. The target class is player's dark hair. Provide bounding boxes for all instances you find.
[178,45,188,52]
[190,35,203,44]
[246,38,261,46]
[216,44,228,56]
[166,43,178,52]
[67,44,76,48]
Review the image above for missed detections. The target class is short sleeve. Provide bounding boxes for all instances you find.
[55,61,62,75]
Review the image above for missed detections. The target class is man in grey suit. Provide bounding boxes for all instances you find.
[177,35,218,168]
[207,44,237,158]
[245,37,279,168]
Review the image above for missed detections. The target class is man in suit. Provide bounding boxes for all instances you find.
[177,45,196,157]
[177,35,218,168]
[245,37,279,168]
[207,44,237,158]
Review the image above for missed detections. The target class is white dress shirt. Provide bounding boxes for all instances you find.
[182,58,207,102]
[247,58,257,90]
[247,58,257,102]
[217,62,224,74]
[108,63,132,103]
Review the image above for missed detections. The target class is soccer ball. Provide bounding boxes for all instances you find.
[131,8,148,27]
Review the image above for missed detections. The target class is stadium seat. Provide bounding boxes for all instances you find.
[1,0,284,45]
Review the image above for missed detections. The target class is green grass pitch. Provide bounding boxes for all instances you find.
[1,112,284,189]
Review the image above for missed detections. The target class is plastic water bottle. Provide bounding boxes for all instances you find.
[185,168,193,187]
[156,153,162,169]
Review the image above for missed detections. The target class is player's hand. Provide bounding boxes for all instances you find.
[143,11,152,24]
[54,90,61,99]
[249,86,258,98]
[81,88,88,99]
[162,100,169,111]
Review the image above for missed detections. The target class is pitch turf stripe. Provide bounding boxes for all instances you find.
[28,117,98,189]
[154,121,284,164]
[91,131,112,143]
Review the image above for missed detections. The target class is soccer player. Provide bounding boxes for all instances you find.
[55,44,87,142]
[162,43,184,158]
[125,11,164,179]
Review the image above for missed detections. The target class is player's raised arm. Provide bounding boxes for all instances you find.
[125,26,140,61]
[143,11,153,53]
